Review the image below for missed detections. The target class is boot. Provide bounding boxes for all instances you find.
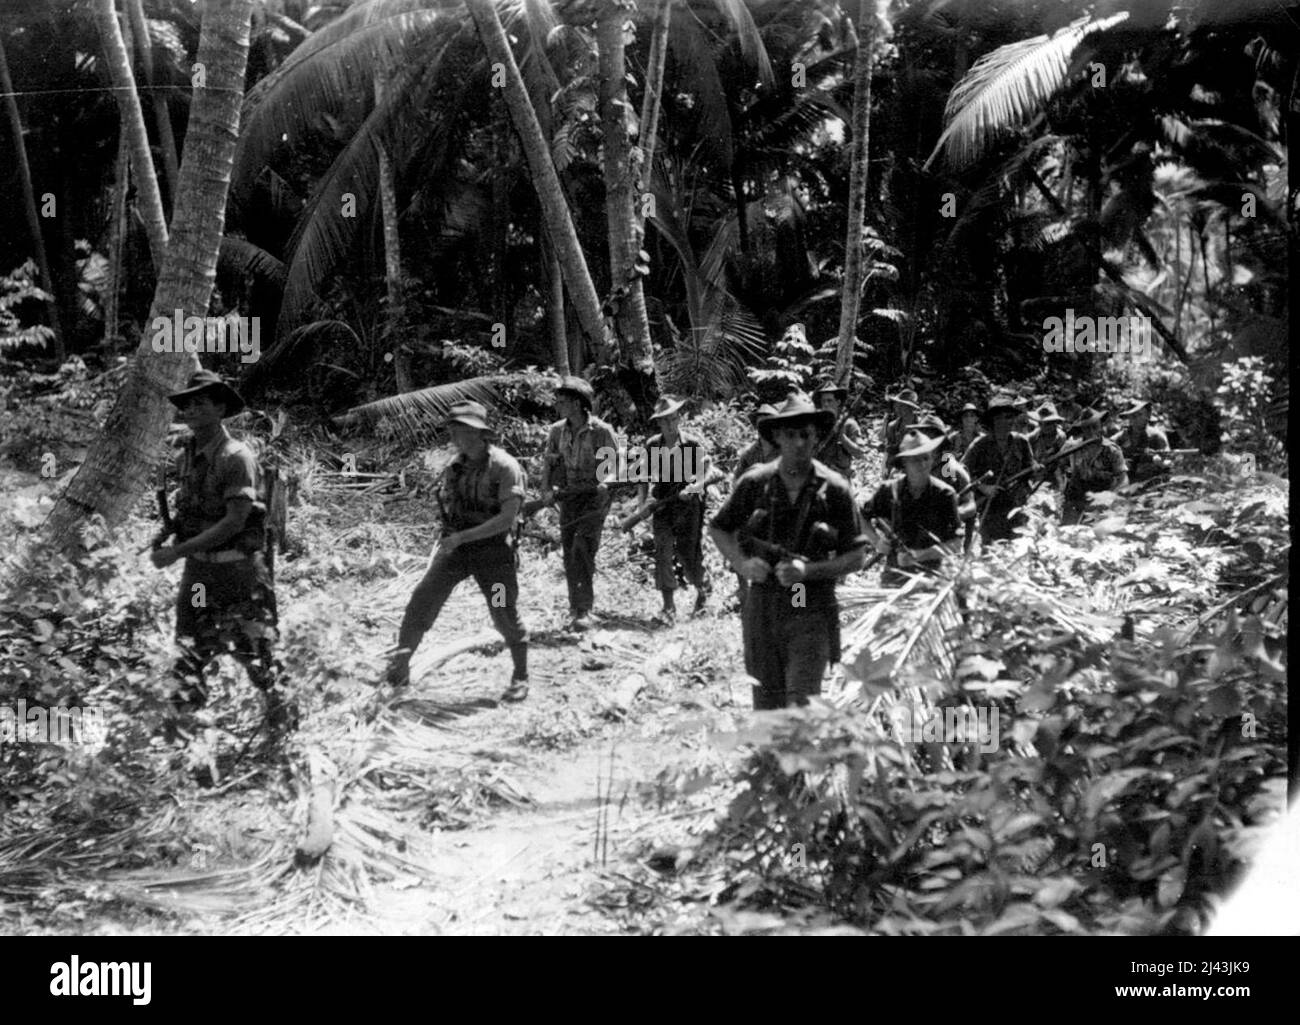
[385,647,412,687]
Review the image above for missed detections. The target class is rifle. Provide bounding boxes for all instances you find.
[814,383,869,465]
[980,435,1102,500]
[521,485,602,520]
[737,510,837,568]
[618,466,725,533]
[140,462,175,554]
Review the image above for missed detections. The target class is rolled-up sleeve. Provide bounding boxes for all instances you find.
[217,449,257,504]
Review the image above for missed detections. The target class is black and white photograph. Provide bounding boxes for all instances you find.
[0,0,1294,965]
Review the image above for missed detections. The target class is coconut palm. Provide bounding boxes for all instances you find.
[43,0,257,545]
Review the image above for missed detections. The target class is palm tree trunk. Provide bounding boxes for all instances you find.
[636,0,673,231]
[597,0,658,394]
[374,67,408,389]
[0,37,65,360]
[43,0,256,547]
[835,0,881,381]
[103,133,129,352]
[464,0,610,361]
[126,0,179,207]
[543,233,570,375]
[93,0,168,270]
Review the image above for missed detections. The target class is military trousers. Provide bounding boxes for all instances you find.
[652,495,706,593]
[741,587,837,709]
[173,550,282,709]
[398,536,528,676]
[558,491,609,617]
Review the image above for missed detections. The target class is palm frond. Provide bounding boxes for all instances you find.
[267,32,468,353]
[662,289,765,398]
[233,3,462,201]
[924,12,1129,171]
[334,374,526,444]
[218,237,289,292]
[709,0,775,87]
[666,4,735,169]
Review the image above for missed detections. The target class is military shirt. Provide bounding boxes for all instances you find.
[644,430,708,501]
[1113,424,1169,460]
[1028,426,1068,464]
[440,445,525,534]
[543,415,618,490]
[1068,437,1127,491]
[963,432,1037,499]
[861,476,961,552]
[821,418,864,478]
[712,459,867,608]
[174,426,265,552]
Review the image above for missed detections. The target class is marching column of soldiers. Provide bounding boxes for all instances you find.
[151,369,1174,748]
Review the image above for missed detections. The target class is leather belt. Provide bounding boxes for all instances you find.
[189,549,250,564]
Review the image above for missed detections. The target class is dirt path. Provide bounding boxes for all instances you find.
[267,542,749,936]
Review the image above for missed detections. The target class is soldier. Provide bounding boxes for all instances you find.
[861,429,962,586]
[539,376,618,630]
[881,388,921,462]
[953,402,982,456]
[963,394,1038,543]
[733,403,779,480]
[1113,399,1170,481]
[1027,402,1069,490]
[1062,407,1129,525]
[812,381,866,482]
[708,394,868,710]
[386,402,530,700]
[915,414,977,533]
[150,371,296,744]
[634,396,712,624]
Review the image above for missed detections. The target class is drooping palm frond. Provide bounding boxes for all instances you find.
[666,4,736,169]
[218,237,289,292]
[924,12,1130,172]
[265,30,473,354]
[334,373,527,444]
[233,2,464,201]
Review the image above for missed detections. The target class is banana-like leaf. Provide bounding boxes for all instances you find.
[924,12,1129,171]
[218,237,288,291]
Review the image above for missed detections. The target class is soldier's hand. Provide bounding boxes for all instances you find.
[150,528,171,550]
[775,559,806,586]
[896,549,918,569]
[441,532,464,554]
[738,557,770,584]
[681,480,704,497]
[977,483,1000,497]
[540,486,554,505]
[873,535,892,556]
[149,546,180,569]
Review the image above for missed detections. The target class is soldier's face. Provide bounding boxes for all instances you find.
[1131,409,1149,429]
[961,412,978,431]
[449,424,485,454]
[820,395,840,414]
[174,393,224,431]
[555,395,578,419]
[774,424,817,464]
[901,452,933,479]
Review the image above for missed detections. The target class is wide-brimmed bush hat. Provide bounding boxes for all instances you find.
[980,394,1020,426]
[554,375,595,410]
[893,429,945,464]
[758,393,834,434]
[168,370,245,417]
[649,395,688,421]
[444,400,491,431]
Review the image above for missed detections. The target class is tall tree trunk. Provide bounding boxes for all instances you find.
[0,37,65,359]
[103,133,129,352]
[93,0,168,270]
[543,233,570,375]
[43,0,256,547]
[126,0,180,208]
[636,0,672,235]
[834,0,881,381]
[464,0,610,362]
[597,0,659,398]
[490,94,511,340]
[374,67,408,391]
